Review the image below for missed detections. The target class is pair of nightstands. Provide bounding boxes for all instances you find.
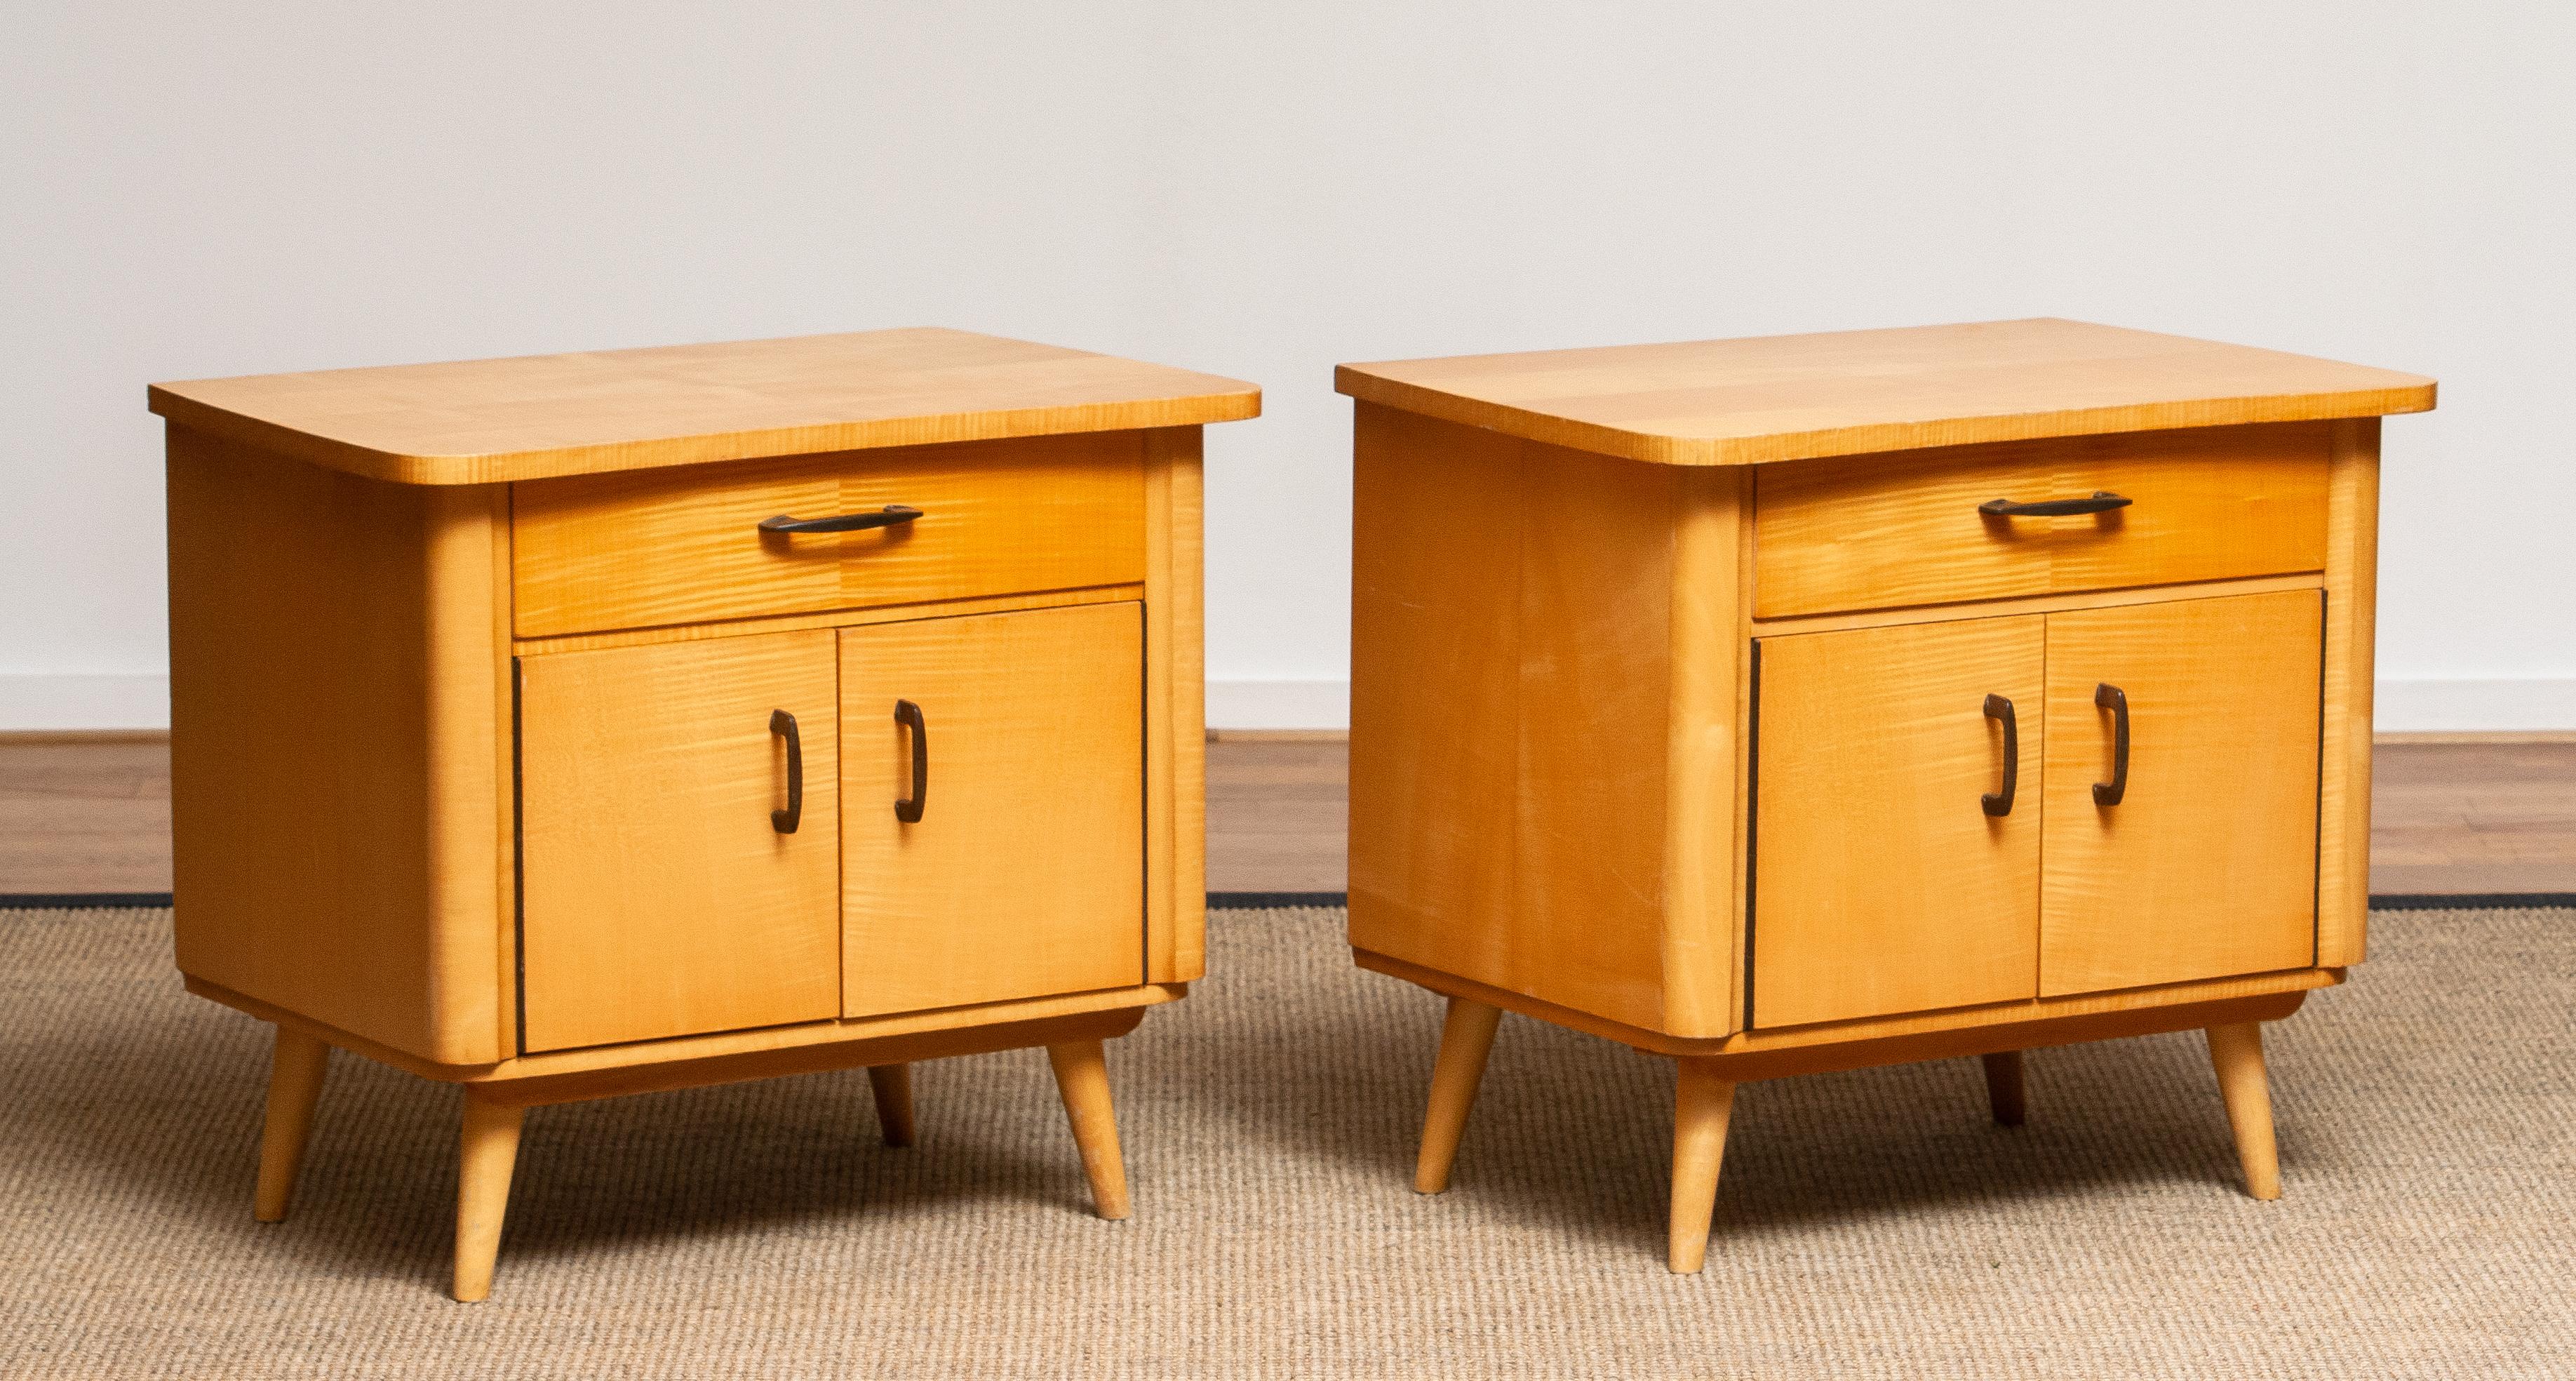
[152,319,2429,1293]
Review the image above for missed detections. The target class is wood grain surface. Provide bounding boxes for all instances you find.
[164,428,511,1065]
[2037,592,2323,996]
[1335,318,2432,468]
[839,602,1145,1018]
[511,431,1146,638]
[149,328,1259,486]
[517,630,842,1052]
[1751,615,2047,1028]
[1752,422,2330,617]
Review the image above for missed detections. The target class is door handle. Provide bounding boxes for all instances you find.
[1978,491,2131,518]
[758,505,923,535]
[769,709,802,834]
[894,698,927,822]
[1981,693,2018,817]
[2093,682,2130,806]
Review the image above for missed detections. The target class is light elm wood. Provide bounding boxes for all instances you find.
[839,603,1145,1017]
[1981,1050,2027,1128]
[1514,441,1682,1032]
[453,1090,524,1302]
[510,431,1146,638]
[165,428,510,1066]
[1750,570,2325,638]
[156,331,1247,1297]
[867,1065,915,1148]
[1667,1060,1736,1274]
[2317,420,2382,966]
[1336,317,2432,468]
[1046,1039,1130,1220]
[2039,592,2323,995]
[518,630,842,1050]
[1346,406,1524,996]
[2205,1022,2283,1200]
[1342,321,2427,1269]
[253,1026,330,1222]
[1146,428,1210,983]
[1412,996,1504,1194]
[150,328,1259,486]
[1753,615,2047,1027]
[1357,945,2328,1065]
[1752,423,2330,618]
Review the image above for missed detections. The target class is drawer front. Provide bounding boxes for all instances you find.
[512,431,1146,638]
[1752,422,2330,618]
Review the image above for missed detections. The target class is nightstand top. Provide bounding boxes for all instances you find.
[1335,318,2434,467]
[149,328,1262,486]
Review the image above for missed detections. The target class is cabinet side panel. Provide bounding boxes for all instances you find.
[1347,406,1520,982]
[167,427,505,1065]
[1515,444,1677,1031]
[2316,419,2380,966]
[1661,467,1748,1038]
[1143,427,1207,983]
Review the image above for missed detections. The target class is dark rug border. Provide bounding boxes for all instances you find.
[4,890,2569,912]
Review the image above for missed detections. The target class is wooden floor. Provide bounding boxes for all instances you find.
[2,735,2570,896]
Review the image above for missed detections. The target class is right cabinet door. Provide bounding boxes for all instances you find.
[839,601,1146,1017]
[2039,590,2323,996]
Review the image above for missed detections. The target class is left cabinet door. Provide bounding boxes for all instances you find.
[518,630,841,1052]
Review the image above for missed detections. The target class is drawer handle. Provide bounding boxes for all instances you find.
[1981,693,2018,817]
[758,505,923,535]
[2093,683,2130,806]
[770,709,803,834]
[894,698,928,823]
[1978,491,2132,518]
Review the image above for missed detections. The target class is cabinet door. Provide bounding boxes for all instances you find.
[518,630,840,1052]
[840,602,1144,1016]
[2039,591,2321,996]
[1752,616,2045,1027]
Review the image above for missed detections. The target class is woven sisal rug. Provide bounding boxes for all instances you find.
[1,903,2569,1378]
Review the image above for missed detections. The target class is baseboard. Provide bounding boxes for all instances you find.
[2373,677,2576,734]
[0,674,170,732]
[1207,679,1348,732]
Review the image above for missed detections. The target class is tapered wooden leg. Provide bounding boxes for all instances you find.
[1668,1058,1736,1274]
[1981,1050,2027,1128]
[1046,1040,1129,1220]
[453,1090,525,1302]
[2205,1021,2281,1200]
[867,1063,915,1147]
[253,1027,330,1222]
[1414,996,1504,1194]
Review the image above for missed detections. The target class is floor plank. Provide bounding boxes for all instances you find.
[3,736,2570,896]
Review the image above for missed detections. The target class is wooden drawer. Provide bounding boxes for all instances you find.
[1752,422,2330,618]
[511,431,1146,638]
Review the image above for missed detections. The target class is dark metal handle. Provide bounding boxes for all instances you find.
[1981,693,2018,817]
[770,709,802,834]
[1978,491,2132,518]
[893,699,927,823]
[2093,683,2130,806]
[758,505,923,535]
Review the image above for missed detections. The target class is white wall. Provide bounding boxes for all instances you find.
[6,3,2570,730]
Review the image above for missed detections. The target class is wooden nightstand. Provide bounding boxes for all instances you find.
[149,329,1258,1299]
[1334,319,2431,1272]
